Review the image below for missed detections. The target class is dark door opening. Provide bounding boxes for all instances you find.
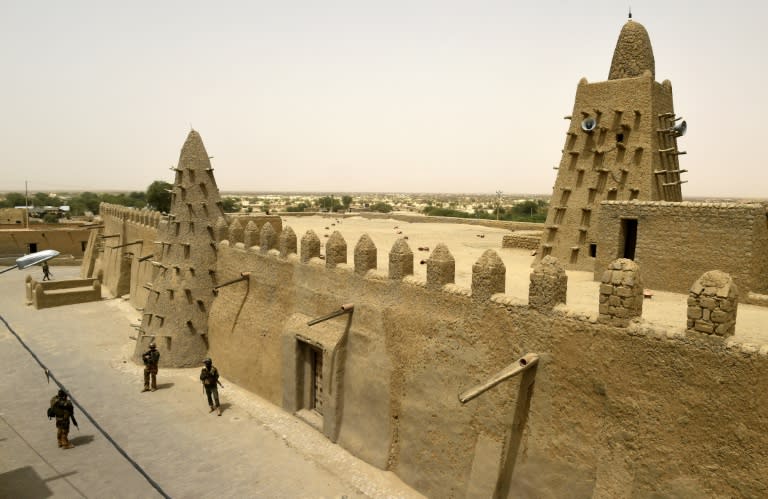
[620,219,638,260]
[310,345,323,415]
[28,243,38,253]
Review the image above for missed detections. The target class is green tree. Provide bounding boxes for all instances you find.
[221,197,238,212]
[0,192,27,208]
[286,202,309,212]
[33,192,57,207]
[511,200,541,217]
[370,202,392,213]
[341,195,353,210]
[146,181,172,212]
[317,196,342,212]
[129,191,146,204]
[42,213,59,224]
[66,192,98,215]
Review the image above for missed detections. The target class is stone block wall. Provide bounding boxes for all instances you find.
[687,271,738,337]
[528,256,567,311]
[598,258,643,327]
[595,201,768,301]
[502,231,543,250]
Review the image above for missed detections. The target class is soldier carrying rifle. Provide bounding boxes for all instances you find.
[200,358,224,416]
[48,389,78,449]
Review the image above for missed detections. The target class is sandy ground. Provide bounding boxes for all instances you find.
[280,214,768,346]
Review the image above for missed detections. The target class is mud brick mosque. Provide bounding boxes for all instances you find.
[78,18,768,498]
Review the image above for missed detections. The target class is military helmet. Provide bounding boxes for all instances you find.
[57,388,67,397]
[149,342,156,349]
[203,358,212,365]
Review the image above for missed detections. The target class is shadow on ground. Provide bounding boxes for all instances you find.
[69,435,95,446]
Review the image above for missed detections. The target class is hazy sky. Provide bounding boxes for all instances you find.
[1,1,766,197]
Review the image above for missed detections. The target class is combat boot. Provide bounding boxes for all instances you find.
[141,387,150,392]
[61,434,74,449]
[217,406,222,416]
[209,405,215,413]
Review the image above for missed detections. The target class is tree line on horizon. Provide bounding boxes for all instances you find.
[422,199,548,223]
[1,184,547,223]
[0,181,176,218]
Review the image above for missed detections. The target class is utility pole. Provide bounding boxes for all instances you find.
[25,180,29,229]
[495,190,503,221]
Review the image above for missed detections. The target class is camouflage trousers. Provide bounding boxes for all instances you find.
[204,385,220,408]
[56,419,72,448]
[144,366,158,390]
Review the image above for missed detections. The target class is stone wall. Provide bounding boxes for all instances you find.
[502,230,543,250]
[206,226,768,498]
[595,201,768,301]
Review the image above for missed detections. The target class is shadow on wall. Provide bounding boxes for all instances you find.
[460,354,540,498]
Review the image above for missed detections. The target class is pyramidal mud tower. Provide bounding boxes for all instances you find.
[134,130,225,366]
[537,18,686,271]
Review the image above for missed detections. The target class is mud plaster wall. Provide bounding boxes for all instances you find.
[89,204,159,299]
[0,208,27,224]
[226,215,283,241]
[28,277,102,309]
[595,201,768,300]
[0,227,91,257]
[208,242,768,498]
[538,75,681,273]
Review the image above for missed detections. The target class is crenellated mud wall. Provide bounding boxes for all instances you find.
[207,227,768,498]
[90,204,161,304]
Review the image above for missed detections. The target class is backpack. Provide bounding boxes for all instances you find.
[47,406,55,418]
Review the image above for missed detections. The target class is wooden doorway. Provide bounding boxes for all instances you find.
[309,345,323,415]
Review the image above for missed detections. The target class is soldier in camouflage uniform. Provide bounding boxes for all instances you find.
[42,261,52,281]
[200,358,223,416]
[49,389,76,449]
[141,342,160,392]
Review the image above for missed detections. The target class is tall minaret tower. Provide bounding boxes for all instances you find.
[135,130,226,367]
[536,18,686,271]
